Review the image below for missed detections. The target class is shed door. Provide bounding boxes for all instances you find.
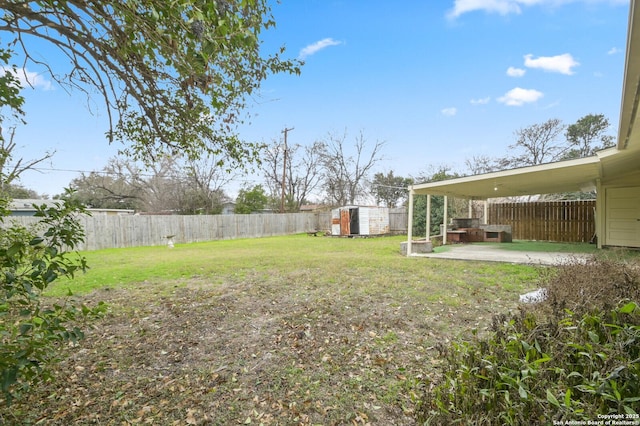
[605,187,640,248]
[340,209,350,235]
[349,208,360,235]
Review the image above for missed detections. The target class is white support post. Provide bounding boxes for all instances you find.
[595,179,602,248]
[426,195,431,241]
[468,199,473,218]
[407,186,414,256]
[443,195,448,245]
[483,200,488,225]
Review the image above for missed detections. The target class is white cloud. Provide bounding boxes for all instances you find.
[607,47,621,55]
[447,0,626,19]
[298,38,342,60]
[506,66,526,77]
[470,96,491,105]
[447,0,526,18]
[524,53,579,75]
[441,107,458,116]
[497,87,543,106]
[1,66,53,91]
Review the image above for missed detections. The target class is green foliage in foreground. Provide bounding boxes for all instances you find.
[418,257,640,425]
[0,196,105,404]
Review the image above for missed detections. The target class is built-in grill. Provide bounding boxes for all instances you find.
[446,218,509,243]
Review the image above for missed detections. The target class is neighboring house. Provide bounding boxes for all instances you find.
[7,199,134,216]
[221,202,235,215]
[7,199,58,217]
[407,1,640,252]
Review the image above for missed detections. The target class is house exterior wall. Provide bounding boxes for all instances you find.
[602,185,640,248]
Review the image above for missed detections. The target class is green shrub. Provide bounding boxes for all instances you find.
[0,195,105,404]
[416,257,640,425]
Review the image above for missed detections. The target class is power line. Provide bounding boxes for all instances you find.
[373,184,409,190]
[31,167,109,174]
[30,167,165,179]
[28,166,267,193]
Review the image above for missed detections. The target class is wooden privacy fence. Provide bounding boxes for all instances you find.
[487,200,596,243]
[7,202,596,249]
[8,213,318,251]
[7,208,410,251]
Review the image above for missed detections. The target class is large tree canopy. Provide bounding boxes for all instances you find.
[564,113,615,159]
[0,0,300,164]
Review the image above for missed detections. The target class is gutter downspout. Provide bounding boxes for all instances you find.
[595,178,603,249]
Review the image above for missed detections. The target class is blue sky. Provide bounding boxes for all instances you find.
[6,0,631,198]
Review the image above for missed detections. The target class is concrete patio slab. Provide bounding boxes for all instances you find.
[414,244,592,265]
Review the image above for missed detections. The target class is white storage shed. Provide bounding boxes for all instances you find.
[330,206,390,237]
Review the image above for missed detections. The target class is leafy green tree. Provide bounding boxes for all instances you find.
[412,167,461,236]
[2,48,106,403]
[235,185,268,214]
[543,114,615,200]
[0,1,300,165]
[564,113,615,159]
[0,193,105,403]
[370,171,412,208]
[0,47,24,123]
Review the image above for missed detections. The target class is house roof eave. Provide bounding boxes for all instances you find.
[410,156,602,199]
[618,0,640,151]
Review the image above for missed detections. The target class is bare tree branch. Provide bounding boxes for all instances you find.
[0,125,54,192]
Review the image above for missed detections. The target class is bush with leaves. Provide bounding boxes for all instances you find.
[416,257,640,425]
[0,194,105,404]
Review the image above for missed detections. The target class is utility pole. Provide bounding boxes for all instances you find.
[280,127,294,213]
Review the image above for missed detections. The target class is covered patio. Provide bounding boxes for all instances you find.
[405,0,640,256]
[405,146,640,256]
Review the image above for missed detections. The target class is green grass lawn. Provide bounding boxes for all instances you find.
[13,233,553,425]
[52,234,547,297]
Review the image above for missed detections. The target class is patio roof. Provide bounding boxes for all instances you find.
[410,144,640,200]
[410,155,602,199]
